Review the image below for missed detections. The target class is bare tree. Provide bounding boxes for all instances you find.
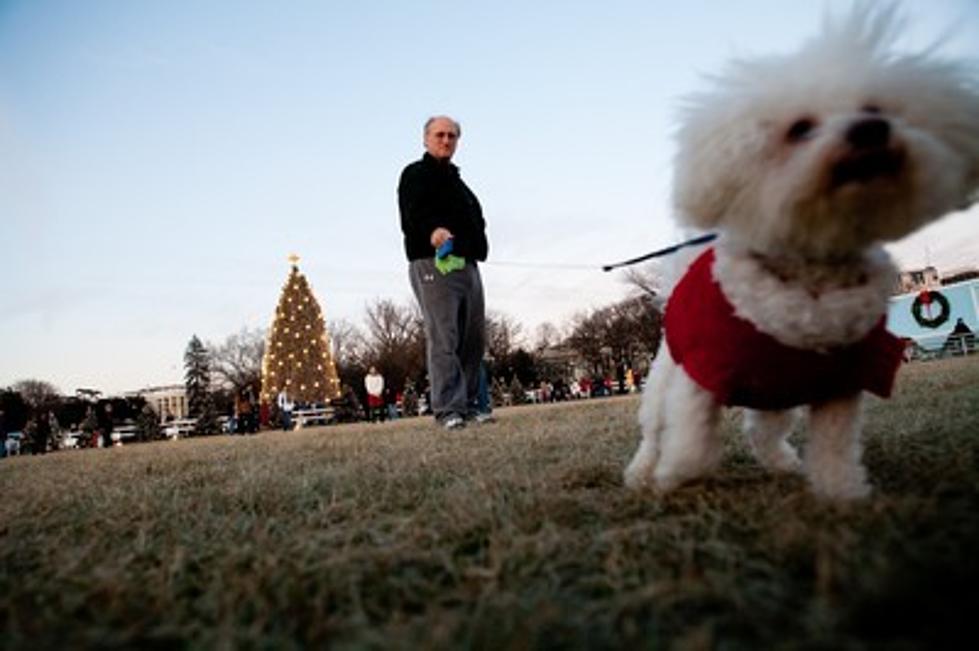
[486,311,523,363]
[358,299,426,393]
[208,327,266,392]
[566,309,612,376]
[616,294,663,363]
[11,379,61,411]
[623,261,666,306]
[565,294,663,377]
[532,321,563,353]
[327,318,365,371]
[362,299,423,364]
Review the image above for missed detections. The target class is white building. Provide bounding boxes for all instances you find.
[137,384,189,421]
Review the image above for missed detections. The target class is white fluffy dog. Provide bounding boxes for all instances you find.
[624,5,979,500]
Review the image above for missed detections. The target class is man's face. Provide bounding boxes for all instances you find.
[424,118,459,161]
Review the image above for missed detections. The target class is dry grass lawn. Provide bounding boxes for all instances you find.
[2,357,978,649]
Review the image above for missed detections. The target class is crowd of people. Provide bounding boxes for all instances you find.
[0,364,645,458]
[1,403,118,457]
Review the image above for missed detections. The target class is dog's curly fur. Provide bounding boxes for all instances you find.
[624,4,979,500]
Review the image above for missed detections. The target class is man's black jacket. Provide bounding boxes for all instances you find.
[398,152,488,262]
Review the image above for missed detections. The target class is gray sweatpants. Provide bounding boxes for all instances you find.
[409,258,485,421]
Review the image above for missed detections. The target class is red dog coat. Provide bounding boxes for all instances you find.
[665,249,904,410]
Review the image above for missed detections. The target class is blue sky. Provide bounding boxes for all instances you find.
[2,0,977,395]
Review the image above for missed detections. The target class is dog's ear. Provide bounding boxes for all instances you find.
[672,134,745,230]
[671,104,765,230]
[673,171,732,230]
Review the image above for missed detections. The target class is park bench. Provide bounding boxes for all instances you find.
[163,418,197,439]
[292,406,336,428]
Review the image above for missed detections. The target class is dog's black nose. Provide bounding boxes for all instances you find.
[846,117,890,149]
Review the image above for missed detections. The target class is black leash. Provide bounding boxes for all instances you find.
[601,233,718,272]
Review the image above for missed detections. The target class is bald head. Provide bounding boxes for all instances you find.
[424,115,461,161]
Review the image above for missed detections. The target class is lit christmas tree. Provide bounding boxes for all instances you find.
[261,254,341,405]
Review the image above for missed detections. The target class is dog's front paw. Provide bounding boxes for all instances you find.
[651,470,685,493]
[624,439,659,490]
[806,465,871,500]
[623,465,650,490]
[624,460,683,493]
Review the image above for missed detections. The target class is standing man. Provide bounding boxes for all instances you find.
[399,115,488,430]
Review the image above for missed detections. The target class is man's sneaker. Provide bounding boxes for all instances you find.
[442,414,466,430]
[473,412,496,425]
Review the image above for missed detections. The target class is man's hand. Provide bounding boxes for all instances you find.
[430,227,453,248]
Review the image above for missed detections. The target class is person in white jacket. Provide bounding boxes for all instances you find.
[276,389,294,431]
[364,367,385,422]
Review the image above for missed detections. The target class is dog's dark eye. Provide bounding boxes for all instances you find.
[786,117,816,143]
[862,104,882,114]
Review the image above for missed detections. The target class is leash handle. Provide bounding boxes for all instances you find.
[601,233,718,272]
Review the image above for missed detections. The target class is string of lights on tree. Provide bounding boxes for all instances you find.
[261,254,341,405]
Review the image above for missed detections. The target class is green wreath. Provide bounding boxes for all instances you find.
[911,289,951,329]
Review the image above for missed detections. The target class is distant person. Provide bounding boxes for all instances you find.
[384,385,400,421]
[237,389,254,434]
[245,386,258,433]
[401,382,418,418]
[340,384,362,423]
[4,431,19,457]
[98,403,114,448]
[82,405,98,447]
[259,399,270,429]
[944,318,975,355]
[47,411,61,443]
[277,389,294,431]
[364,366,385,422]
[33,412,51,454]
[472,358,495,423]
[398,115,489,430]
[950,317,972,335]
[21,419,36,454]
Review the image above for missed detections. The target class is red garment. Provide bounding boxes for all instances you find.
[367,394,384,408]
[665,249,904,410]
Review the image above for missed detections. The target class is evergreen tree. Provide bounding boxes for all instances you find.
[184,335,219,435]
[193,394,220,436]
[136,404,161,441]
[261,256,342,405]
[185,335,210,416]
[509,376,527,405]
